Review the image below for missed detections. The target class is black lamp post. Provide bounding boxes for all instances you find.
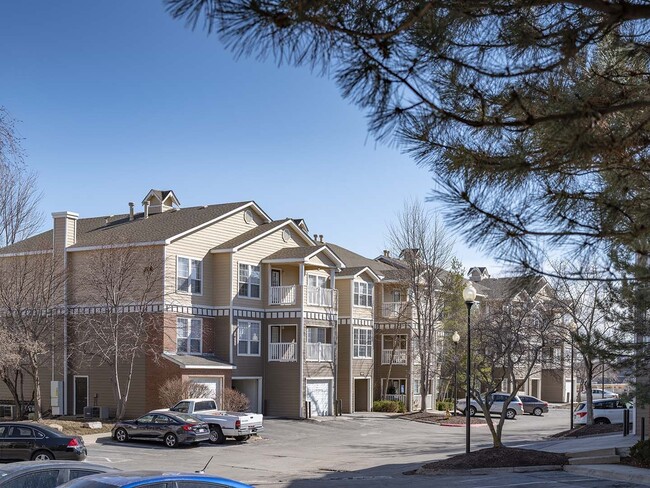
[452,331,460,416]
[463,282,477,455]
[570,325,575,430]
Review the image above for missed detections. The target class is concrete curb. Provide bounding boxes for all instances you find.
[414,465,563,476]
[437,422,488,428]
[82,433,112,446]
[564,464,650,486]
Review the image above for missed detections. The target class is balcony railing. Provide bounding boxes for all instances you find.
[382,394,406,403]
[269,342,297,362]
[306,343,333,362]
[381,349,408,365]
[306,286,337,308]
[269,285,297,305]
[382,301,409,318]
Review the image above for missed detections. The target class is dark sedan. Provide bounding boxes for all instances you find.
[0,423,86,461]
[112,412,209,448]
[0,461,116,487]
[59,471,252,488]
[519,395,549,416]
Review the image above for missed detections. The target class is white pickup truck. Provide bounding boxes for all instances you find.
[162,398,264,444]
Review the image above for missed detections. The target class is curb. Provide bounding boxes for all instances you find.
[564,464,650,486]
[438,422,488,428]
[82,433,112,446]
[414,465,563,476]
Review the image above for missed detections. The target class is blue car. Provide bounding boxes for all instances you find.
[58,471,253,488]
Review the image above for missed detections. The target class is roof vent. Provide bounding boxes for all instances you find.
[383,250,390,257]
[202,205,208,209]
[129,202,135,221]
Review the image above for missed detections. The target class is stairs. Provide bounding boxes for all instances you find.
[567,448,620,465]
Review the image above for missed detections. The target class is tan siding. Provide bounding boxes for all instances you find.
[264,362,300,417]
[337,323,352,412]
[213,253,231,306]
[336,280,352,317]
[307,254,336,268]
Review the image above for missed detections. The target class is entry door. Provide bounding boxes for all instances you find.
[306,380,331,416]
[271,269,281,287]
[74,376,88,416]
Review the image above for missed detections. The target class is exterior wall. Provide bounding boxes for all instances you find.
[337,322,352,412]
[541,369,566,402]
[336,280,352,318]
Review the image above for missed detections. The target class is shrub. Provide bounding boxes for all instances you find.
[158,378,211,407]
[437,400,455,411]
[221,388,250,412]
[373,400,406,413]
[630,440,650,466]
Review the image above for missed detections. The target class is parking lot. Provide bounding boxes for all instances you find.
[80,407,649,487]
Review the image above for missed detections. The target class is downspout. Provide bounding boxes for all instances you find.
[62,249,68,415]
[299,262,305,418]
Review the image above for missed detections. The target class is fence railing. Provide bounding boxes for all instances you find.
[381,349,408,365]
[269,285,297,305]
[306,343,333,362]
[269,342,297,362]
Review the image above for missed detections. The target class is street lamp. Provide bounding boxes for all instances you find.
[570,324,575,430]
[452,331,460,416]
[463,282,477,455]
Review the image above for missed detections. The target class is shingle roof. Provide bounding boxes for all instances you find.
[212,220,291,251]
[263,245,328,261]
[162,353,235,369]
[325,243,393,274]
[479,276,548,300]
[0,202,253,255]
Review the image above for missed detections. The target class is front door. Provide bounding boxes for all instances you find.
[74,376,88,416]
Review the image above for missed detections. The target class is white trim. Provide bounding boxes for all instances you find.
[0,249,53,258]
[72,375,89,416]
[237,319,262,357]
[67,241,166,253]
[305,377,334,417]
[336,266,382,282]
[237,262,262,300]
[175,255,204,296]
[161,353,236,370]
[211,220,313,254]
[352,326,373,359]
[353,280,374,309]
[232,376,263,413]
[52,211,79,219]
[176,316,203,354]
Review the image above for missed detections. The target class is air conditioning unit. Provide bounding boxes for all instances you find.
[83,406,110,420]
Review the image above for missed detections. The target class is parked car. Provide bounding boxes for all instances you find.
[0,423,86,461]
[0,461,116,488]
[112,412,210,448]
[58,471,253,488]
[574,398,633,425]
[581,388,619,399]
[456,392,524,419]
[519,395,549,416]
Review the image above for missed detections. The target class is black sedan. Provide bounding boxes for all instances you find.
[112,412,209,448]
[0,423,86,461]
[0,461,116,487]
[519,395,549,416]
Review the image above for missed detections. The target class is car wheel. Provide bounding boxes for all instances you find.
[114,428,128,443]
[506,408,517,420]
[209,426,225,444]
[468,406,477,417]
[164,433,179,448]
[32,450,54,461]
[594,418,610,425]
[533,407,543,416]
[234,435,250,442]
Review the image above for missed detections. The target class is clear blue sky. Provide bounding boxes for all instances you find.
[0,1,500,273]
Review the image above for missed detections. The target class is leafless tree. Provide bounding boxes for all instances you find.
[158,378,211,407]
[0,253,66,420]
[0,326,26,418]
[387,200,454,411]
[73,245,163,420]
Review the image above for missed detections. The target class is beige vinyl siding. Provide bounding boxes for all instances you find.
[213,253,231,306]
[307,254,336,268]
[213,316,231,361]
[52,218,67,252]
[304,362,334,378]
[337,322,352,413]
[352,273,375,320]
[336,280,352,317]
[264,361,300,417]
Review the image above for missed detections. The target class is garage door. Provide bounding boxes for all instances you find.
[306,380,331,416]
[190,377,223,406]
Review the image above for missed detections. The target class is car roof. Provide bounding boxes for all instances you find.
[0,422,68,437]
[64,471,251,487]
[0,461,116,476]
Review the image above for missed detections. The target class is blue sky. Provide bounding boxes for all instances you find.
[1,1,499,273]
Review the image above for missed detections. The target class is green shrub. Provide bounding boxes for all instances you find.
[437,400,454,411]
[630,440,650,466]
[373,400,406,413]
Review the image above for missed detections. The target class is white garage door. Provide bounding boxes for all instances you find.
[306,380,331,416]
[190,377,223,406]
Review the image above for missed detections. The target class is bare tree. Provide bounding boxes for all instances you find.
[73,245,163,419]
[158,378,211,407]
[387,200,454,411]
[0,326,26,418]
[0,253,66,420]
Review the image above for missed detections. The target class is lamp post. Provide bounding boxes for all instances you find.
[452,331,460,416]
[570,326,575,430]
[463,282,477,455]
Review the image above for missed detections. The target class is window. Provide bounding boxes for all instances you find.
[177,318,202,354]
[353,281,374,307]
[238,320,260,356]
[353,328,373,358]
[307,327,327,343]
[238,263,261,298]
[308,274,327,288]
[413,379,421,395]
[177,256,202,294]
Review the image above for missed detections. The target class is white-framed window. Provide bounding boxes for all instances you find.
[353,327,373,358]
[353,281,374,307]
[413,379,421,395]
[238,263,261,298]
[177,317,202,354]
[176,256,202,295]
[238,320,261,356]
[307,274,327,288]
[306,327,327,343]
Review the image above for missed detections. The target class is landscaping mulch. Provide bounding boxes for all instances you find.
[41,419,114,436]
[549,423,622,438]
[419,447,568,471]
[620,457,650,469]
[399,412,486,425]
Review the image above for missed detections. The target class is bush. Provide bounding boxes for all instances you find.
[373,400,406,413]
[158,378,211,407]
[437,400,455,411]
[221,388,250,412]
[630,440,650,466]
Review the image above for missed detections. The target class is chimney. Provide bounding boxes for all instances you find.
[129,202,135,221]
[52,211,79,251]
[383,250,390,257]
[143,201,149,219]
[319,234,323,243]
[313,234,318,242]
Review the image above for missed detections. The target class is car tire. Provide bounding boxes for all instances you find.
[164,433,179,448]
[468,406,477,417]
[533,407,543,416]
[594,418,610,425]
[234,435,250,442]
[114,428,128,443]
[31,450,54,461]
[209,426,225,444]
[506,408,517,420]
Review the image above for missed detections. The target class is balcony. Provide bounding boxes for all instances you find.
[382,301,409,318]
[306,286,337,308]
[382,394,406,404]
[269,342,297,362]
[381,349,408,365]
[306,343,333,362]
[269,285,297,305]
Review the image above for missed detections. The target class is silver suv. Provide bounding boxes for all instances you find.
[456,392,524,419]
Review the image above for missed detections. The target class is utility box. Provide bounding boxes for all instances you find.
[84,406,109,420]
[50,381,63,416]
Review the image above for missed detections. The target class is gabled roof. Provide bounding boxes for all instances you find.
[479,276,549,301]
[142,189,181,207]
[262,245,345,268]
[325,243,393,275]
[335,266,382,282]
[0,201,268,255]
[211,219,313,253]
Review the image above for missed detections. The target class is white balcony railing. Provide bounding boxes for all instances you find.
[306,286,337,308]
[269,285,296,305]
[269,342,297,362]
[381,349,408,365]
[382,301,409,318]
[306,343,333,362]
[382,394,406,404]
